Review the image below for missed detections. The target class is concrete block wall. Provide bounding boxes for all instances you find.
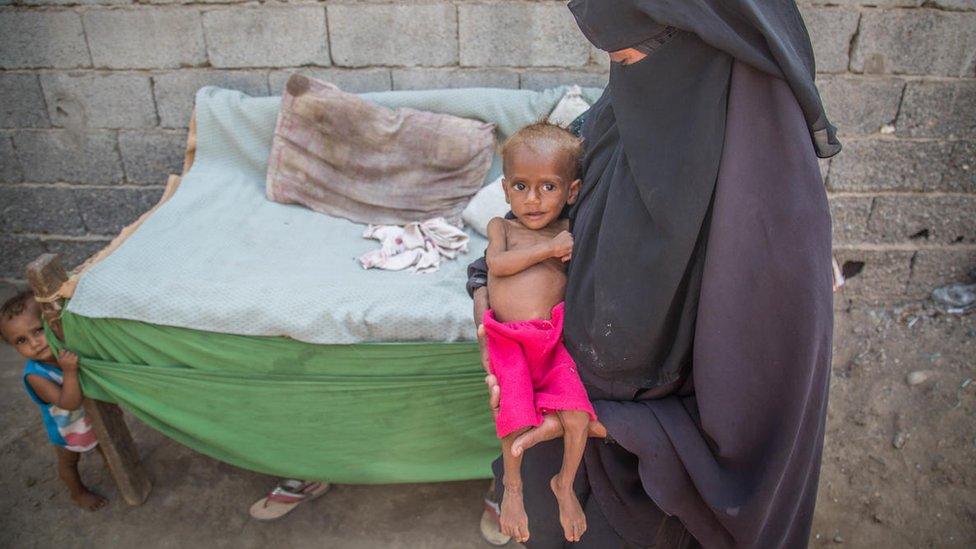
[0,0,973,307]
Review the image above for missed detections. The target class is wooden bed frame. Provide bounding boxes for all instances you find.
[25,113,199,505]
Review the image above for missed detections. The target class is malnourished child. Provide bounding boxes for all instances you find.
[1,291,105,511]
[484,122,596,543]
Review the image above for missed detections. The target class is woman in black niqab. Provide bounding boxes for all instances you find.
[472,1,840,547]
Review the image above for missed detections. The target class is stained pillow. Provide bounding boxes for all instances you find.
[266,75,496,226]
[547,85,590,128]
[461,175,507,237]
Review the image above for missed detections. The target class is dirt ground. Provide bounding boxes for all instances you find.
[0,291,973,547]
[811,300,975,548]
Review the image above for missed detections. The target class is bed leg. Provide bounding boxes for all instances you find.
[83,399,152,505]
[27,253,152,506]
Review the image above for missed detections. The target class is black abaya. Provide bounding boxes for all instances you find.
[473,2,838,547]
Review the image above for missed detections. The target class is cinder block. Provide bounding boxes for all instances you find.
[41,238,111,272]
[896,81,976,138]
[13,130,124,184]
[928,0,975,9]
[866,195,976,245]
[0,11,90,69]
[0,235,46,279]
[329,4,456,67]
[907,248,976,299]
[118,130,187,184]
[944,141,976,193]
[21,0,129,5]
[827,139,951,192]
[146,0,243,4]
[459,4,590,67]
[392,69,519,91]
[806,1,922,6]
[40,72,156,129]
[832,247,914,304]
[270,69,391,95]
[816,75,903,136]
[589,44,609,67]
[828,195,873,244]
[72,187,165,235]
[204,7,328,68]
[84,8,206,69]
[0,133,22,182]
[520,70,608,91]
[153,70,269,128]
[0,186,86,235]
[817,157,830,181]
[798,6,860,73]
[851,10,976,76]
[0,73,50,128]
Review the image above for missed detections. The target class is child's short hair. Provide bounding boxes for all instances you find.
[0,290,35,343]
[501,122,583,178]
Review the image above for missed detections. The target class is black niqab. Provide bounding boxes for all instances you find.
[569,0,841,158]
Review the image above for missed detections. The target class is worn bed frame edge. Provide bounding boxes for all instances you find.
[24,110,198,506]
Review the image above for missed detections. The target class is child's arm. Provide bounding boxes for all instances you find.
[26,350,84,411]
[486,218,570,277]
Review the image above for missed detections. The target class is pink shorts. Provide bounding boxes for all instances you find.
[483,302,597,439]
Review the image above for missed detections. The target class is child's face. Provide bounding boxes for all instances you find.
[502,146,581,230]
[1,303,54,363]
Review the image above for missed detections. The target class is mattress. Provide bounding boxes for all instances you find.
[66,85,602,344]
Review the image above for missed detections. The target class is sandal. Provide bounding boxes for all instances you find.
[480,484,512,546]
[249,479,331,521]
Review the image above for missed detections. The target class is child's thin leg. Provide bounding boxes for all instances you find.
[500,427,530,544]
[55,447,107,511]
[551,410,589,542]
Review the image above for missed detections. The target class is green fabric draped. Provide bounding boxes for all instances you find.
[54,310,497,483]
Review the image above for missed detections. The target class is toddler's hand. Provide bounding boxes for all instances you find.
[550,231,574,259]
[58,350,79,373]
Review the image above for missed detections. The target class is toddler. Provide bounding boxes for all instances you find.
[1,291,105,511]
[484,122,595,543]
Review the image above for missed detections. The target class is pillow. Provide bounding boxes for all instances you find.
[547,85,590,128]
[461,176,507,237]
[266,75,496,226]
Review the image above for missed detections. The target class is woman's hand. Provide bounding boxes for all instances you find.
[609,47,647,65]
[486,371,501,420]
[478,324,492,374]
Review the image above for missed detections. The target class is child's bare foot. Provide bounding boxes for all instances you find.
[550,475,586,542]
[499,487,530,543]
[71,488,108,511]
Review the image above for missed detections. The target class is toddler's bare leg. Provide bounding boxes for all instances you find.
[56,447,107,511]
[500,427,530,543]
[550,410,588,542]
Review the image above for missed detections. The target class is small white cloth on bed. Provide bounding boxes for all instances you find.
[358,218,469,274]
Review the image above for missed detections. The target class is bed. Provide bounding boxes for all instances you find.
[29,84,602,504]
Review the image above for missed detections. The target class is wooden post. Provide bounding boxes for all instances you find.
[27,254,152,506]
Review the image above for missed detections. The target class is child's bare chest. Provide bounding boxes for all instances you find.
[504,223,564,251]
[487,221,568,322]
